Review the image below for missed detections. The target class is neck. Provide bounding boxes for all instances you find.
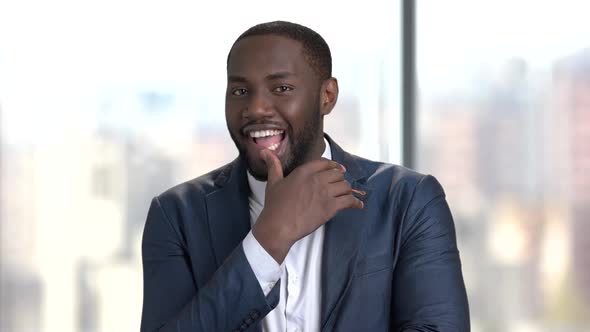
[303,133,327,163]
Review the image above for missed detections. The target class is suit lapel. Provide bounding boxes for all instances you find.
[205,157,252,267]
[320,136,373,330]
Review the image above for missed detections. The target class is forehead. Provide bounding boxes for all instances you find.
[227,35,314,79]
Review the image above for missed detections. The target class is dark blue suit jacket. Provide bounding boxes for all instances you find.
[140,136,470,331]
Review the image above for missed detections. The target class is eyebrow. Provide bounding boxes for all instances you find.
[266,71,295,80]
[227,71,295,83]
[228,75,248,83]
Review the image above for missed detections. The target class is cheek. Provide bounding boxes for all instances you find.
[278,96,317,123]
[225,106,242,127]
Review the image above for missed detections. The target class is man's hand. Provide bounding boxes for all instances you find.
[252,149,364,263]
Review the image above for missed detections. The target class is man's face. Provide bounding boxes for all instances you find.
[226,35,328,181]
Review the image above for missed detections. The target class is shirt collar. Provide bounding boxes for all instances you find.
[247,137,332,206]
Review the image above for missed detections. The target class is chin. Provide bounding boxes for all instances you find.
[247,161,267,180]
[245,154,294,182]
[244,155,269,181]
[249,170,268,182]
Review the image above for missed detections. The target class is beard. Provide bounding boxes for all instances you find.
[281,111,322,177]
[229,110,322,182]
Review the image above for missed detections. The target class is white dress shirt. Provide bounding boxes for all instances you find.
[242,138,331,332]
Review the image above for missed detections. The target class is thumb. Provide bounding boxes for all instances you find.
[260,149,283,185]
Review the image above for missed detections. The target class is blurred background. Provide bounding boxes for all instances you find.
[0,0,588,331]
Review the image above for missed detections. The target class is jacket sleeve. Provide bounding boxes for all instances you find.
[390,175,470,332]
[140,197,280,332]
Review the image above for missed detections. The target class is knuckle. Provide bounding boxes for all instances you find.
[347,195,357,206]
[344,182,352,192]
[317,159,330,167]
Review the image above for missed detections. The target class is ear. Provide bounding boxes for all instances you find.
[320,77,339,116]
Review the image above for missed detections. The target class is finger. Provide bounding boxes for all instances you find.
[332,194,364,212]
[316,167,346,184]
[302,158,346,174]
[260,149,284,185]
[327,181,352,197]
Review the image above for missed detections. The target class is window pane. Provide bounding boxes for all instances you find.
[0,1,401,331]
[417,1,590,331]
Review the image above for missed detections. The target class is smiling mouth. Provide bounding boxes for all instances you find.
[248,129,286,151]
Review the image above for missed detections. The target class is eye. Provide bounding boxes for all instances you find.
[273,85,293,93]
[231,88,248,96]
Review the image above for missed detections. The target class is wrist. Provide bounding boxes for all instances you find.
[252,213,294,263]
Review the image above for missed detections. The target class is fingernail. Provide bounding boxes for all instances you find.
[352,189,366,196]
[341,164,347,172]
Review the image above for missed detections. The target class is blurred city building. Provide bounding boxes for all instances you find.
[416,3,590,328]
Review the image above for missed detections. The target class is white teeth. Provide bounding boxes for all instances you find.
[267,142,280,151]
[246,129,283,151]
[248,129,284,138]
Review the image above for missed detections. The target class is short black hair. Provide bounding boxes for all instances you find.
[227,21,332,81]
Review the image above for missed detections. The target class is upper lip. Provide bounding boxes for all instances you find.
[241,124,286,136]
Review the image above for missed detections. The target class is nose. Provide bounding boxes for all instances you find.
[243,91,274,120]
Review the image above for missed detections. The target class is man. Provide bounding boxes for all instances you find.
[141,21,469,332]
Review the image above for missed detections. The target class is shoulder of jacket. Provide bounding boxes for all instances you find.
[156,161,235,203]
